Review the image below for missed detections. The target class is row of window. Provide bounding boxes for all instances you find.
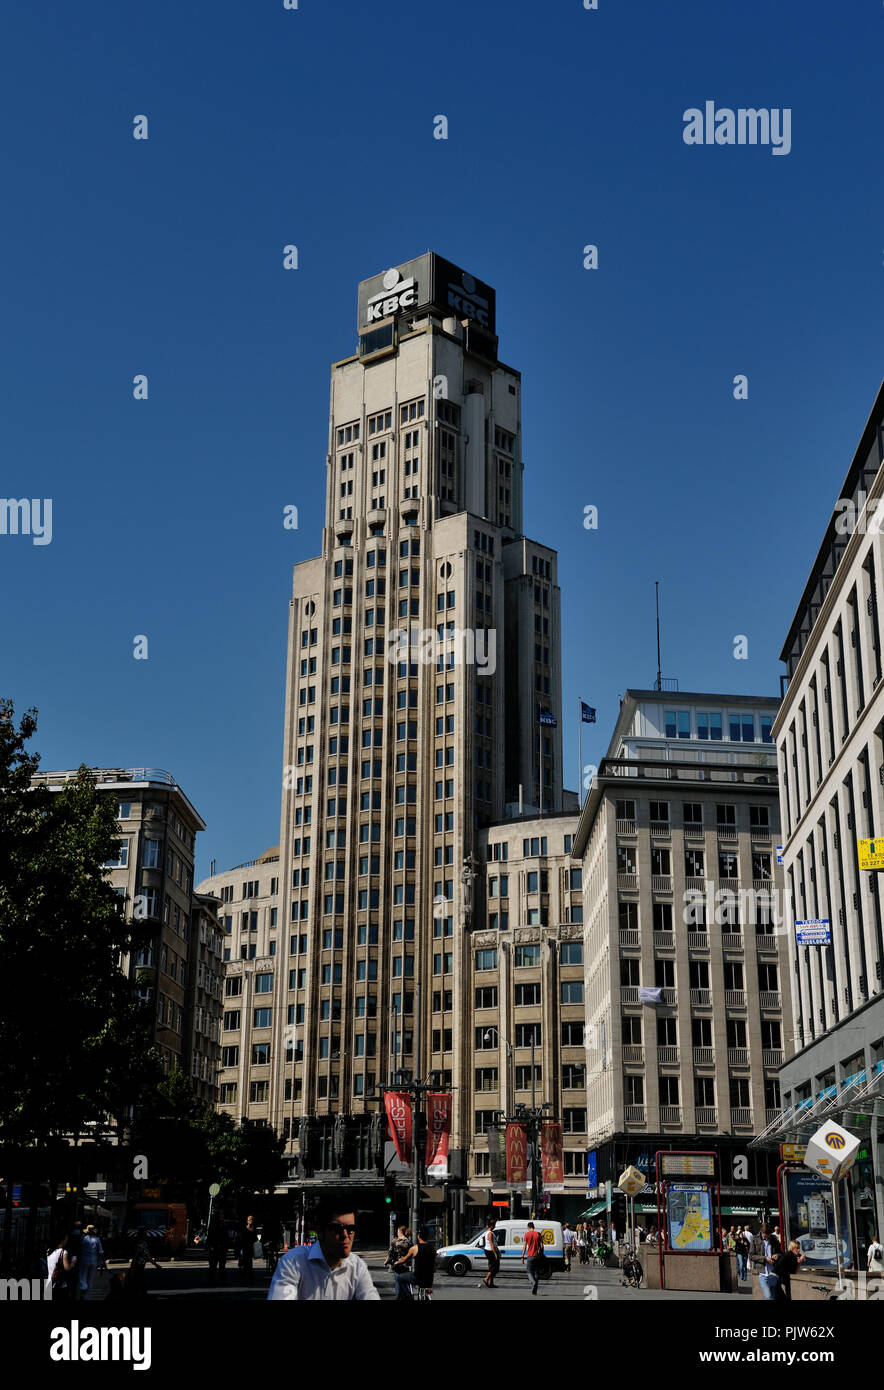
[664,710,774,742]
[615,800,771,829]
[621,1014,782,1049]
[621,1075,780,1109]
[619,958,779,990]
[617,847,772,878]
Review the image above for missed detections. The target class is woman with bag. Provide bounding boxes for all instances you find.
[78,1225,106,1300]
[47,1236,75,1302]
[387,1226,416,1301]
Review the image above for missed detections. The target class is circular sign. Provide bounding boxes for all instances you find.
[825,1132,846,1150]
[209,1183,221,1196]
[382,268,401,291]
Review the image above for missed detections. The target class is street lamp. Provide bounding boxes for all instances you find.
[483,1027,517,1219]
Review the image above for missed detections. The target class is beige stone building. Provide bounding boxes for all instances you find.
[32,767,221,1097]
[769,375,884,1248]
[571,692,792,1212]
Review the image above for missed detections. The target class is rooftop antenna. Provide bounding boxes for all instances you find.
[655,581,662,692]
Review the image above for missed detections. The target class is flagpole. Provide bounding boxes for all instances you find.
[578,698,584,810]
[538,711,542,818]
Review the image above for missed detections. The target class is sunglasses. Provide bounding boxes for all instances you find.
[326,1223,356,1236]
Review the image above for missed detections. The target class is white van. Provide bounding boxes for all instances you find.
[436,1220,564,1278]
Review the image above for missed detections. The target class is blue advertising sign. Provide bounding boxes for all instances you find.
[586,1151,597,1192]
[781,1169,852,1269]
[795,919,831,946]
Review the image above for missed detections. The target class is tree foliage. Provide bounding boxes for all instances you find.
[0,701,158,1147]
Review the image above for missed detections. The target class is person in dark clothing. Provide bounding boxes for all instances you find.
[413,1226,436,1299]
[206,1214,229,1285]
[127,1228,161,1299]
[239,1214,258,1284]
[734,1230,750,1281]
[261,1216,283,1272]
[773,1240,806,1300]
[66,1223,83,1301]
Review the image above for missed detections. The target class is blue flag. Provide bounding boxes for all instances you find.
[538,710,557,727]
[580,702,596,724]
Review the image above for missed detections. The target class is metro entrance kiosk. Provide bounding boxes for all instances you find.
[652,1151,726,1291]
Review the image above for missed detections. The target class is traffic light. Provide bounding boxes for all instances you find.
[383,1174,396,1207]
[611,1190,627,1237]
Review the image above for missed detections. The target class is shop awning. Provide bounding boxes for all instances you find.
[578,1201,607,1218]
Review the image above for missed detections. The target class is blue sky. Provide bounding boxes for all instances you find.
[2,0,882,880]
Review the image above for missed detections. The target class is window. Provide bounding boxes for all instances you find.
[563,1066,586,1090]
[560,980,584,1004]
[223,1011,240,1031]
[685,849,704,877]
[253,1008,272,1029]
[225,977,243,998]
[515,1064,541,1090]
[515,945,541,967]
[696,711,723,741]
[475,986,498,1008]
[749,805,770,829]
[514,1023,541,1047]
[474,1067,499,1092]
[659,1076,680,1106]
[219,1083,237,1105]
[251,1042,270,1065]
[562,1108,586,1133]
[651,846,671,875]
[665,710,691,739]
[249,1081,269,1104]
[620,958,640,986]
[475,948,498,971]
[255,972,273,993]
[221,1045,239,1067]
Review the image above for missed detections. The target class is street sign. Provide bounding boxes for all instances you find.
[492,1200,509,1208]
[804,1123,861,1182]
[209,1183,221,1197]
[776,845,784,865]
[660,1154,715,1177]
[858,837,884,871]
[780,1144,806,1162]
[795,919,831,945]
[617,1165,646,1197]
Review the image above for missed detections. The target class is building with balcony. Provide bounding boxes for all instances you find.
[765,375,884,1251]
[571,691,790,1216]
[31,767,219,1087]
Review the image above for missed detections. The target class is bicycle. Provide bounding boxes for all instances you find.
[594,1242,612,1268]
[619,1244,643,1289]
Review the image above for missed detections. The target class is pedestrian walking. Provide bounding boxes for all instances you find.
[734,1228,749,1281]
[772,1240,806,1300]
[267,1198,379,1300]
[562,1222,577,1271]
[66,1221,83,1301]
[867,1234,883,1275]
[388,1225,416,1300]
[47,1236,75,1302]
[261,1215,282,1272]
[479,1216,501,1289]
[521,1221,545,1295]
[239,1214,258,1283]
[78,1225,106,1299]
[756,1227,781,1301]
[415,1225,437,1299]
[576,1223,588,1265]
[206,1213,229,1285]
[127,1228,161,1300]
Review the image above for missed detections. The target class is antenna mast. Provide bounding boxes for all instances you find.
[655,581,662,692]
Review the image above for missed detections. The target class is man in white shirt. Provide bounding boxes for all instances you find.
[267,1200,380,1300]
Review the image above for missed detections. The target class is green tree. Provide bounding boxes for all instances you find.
[0,702,158,1148]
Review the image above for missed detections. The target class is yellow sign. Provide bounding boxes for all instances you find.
[858,838,884,871]
[661,1154,715,1177]
[825,1132,846,1151]
[780,1144,806,1161]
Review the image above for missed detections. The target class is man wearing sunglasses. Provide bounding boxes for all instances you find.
[267,1198,380,1300]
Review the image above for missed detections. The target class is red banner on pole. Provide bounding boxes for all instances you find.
[384,1091,413,1164]
[425,1093,452,1178]
[505,1123,528,1185]
[541,1122,564,1187]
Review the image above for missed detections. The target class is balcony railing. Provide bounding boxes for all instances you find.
[650,821,671,836]
[688,931,709,950]
[731,1107,753,1126]
[653,931,675,950]
[619,929,641,948]
[618,873,638,891]
[693,1047,715,1065]
[753,877,773,891]
[695,1107,717,1125]
[684,824,705,838]
[599,754,776,783]
[622,1045,644,1064]
[765,1108,781,1125]
[685,876,706,891]
[717,826,738,841]
[690,988,712,1006]
[750,829,772,842]
[762,1049,784,1067]
[722,933,744,950]
[725,990,747,1008]
[756,935,779,954]
[658,1046,679,1065]
[616,819,636,835]
[651,875,673,892]
[660,987,677,1005]
[624,1105,646,1124]
[759,991,781,1010]
[660,1106,682,1125]
[727,1048,749,1067]
[621,986,640,1004]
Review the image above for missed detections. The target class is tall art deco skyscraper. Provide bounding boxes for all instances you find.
[266,255,568,1188]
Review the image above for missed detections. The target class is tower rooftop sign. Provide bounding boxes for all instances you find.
[357,253,496,334]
